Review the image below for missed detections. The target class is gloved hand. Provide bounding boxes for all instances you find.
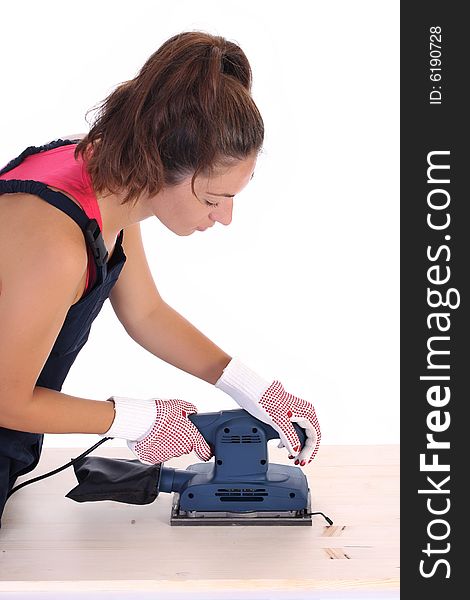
[215,358,321,466]
[101,396,212,465]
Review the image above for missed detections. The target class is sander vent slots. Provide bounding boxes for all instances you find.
[215,488,268,502]
[221,434,261,443]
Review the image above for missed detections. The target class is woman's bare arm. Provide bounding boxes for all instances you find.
[0,195,114,434]
[110,223,231,385]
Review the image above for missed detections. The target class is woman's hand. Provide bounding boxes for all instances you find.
[215,358,321,466]
[102,396,212,465]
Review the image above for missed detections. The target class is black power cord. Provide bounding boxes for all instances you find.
[306,511,334,525]
[6,436,112,500]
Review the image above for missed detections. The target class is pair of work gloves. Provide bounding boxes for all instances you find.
[102,357,321,467]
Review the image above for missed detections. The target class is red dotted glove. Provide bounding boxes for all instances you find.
[259,380,321,465]
[102,397,212,465]
[215,358,321,466]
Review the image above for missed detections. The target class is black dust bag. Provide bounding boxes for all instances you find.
[66,456,161,505]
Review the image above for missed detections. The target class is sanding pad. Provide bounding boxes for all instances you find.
[170,490,313,526]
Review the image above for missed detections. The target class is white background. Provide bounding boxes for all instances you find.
[1,0,399,449]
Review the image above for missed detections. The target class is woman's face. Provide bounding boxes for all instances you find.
[151,154,257,236]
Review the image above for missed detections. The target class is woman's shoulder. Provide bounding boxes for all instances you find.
[0,192,88,301]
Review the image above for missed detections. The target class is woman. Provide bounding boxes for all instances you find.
[0,31,320,523]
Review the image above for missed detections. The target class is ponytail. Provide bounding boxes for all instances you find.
[74,31,264,205]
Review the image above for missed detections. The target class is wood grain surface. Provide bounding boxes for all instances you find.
[0,444,399,595]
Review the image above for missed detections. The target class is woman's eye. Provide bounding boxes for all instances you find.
[204,200,219,208]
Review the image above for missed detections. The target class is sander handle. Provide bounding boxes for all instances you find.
[188,408,307,451]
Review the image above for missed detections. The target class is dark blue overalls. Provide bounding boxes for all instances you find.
[0,139,127,526]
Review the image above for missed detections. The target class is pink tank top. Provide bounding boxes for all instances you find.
[0,143,103,297]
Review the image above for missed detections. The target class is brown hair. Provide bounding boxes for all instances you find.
[74,31,264,205]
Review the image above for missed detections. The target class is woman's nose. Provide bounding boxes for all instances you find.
[210,198,233,226]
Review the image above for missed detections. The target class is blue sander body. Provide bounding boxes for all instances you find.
[163,409,312,525]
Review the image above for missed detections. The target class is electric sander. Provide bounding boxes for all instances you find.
[66,409,329,526]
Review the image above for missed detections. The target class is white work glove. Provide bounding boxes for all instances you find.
[101,397,212,465]
[215,358,321,466]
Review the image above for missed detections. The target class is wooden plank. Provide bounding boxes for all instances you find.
[0,445,399,592]
[0,579,400,594]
